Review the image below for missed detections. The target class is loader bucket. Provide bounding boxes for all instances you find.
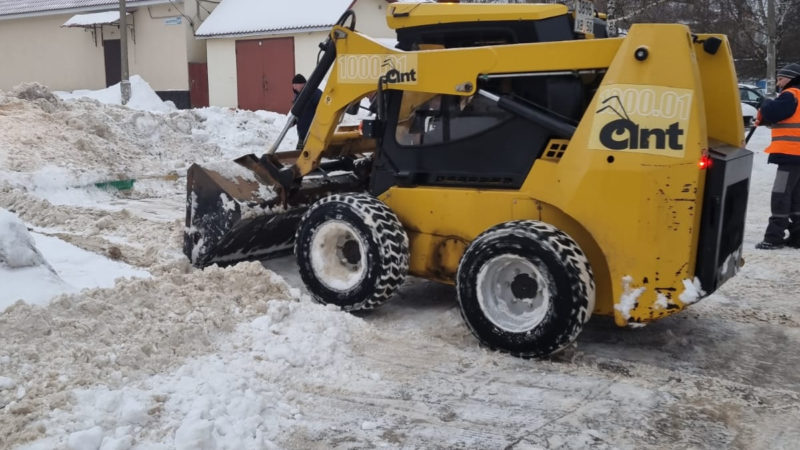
[184,157,363,268]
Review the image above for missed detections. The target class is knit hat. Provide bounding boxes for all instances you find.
[292,74,307,84]
[777,63,800,80]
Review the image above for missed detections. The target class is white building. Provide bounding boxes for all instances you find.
[0,0,208,107]
[195,0,395,112]
[0,0,396,110]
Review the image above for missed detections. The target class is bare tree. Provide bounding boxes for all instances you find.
[598,0,799,82]
[464,0,800,84]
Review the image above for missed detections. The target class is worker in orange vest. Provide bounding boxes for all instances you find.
[755,63,800,249]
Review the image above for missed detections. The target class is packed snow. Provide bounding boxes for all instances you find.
[615,275,645,321]
[1,77,799,450]
[0,208,149,310]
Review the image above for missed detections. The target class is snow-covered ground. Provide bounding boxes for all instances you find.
[1,78,799,450]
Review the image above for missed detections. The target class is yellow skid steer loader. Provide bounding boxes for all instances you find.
[184,2,752,357]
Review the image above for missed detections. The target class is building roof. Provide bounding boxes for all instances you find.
[0,0,172,20]
[195,0,358,39]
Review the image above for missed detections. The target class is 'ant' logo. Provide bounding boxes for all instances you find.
[381,58,417,84]
[596,96,684,151]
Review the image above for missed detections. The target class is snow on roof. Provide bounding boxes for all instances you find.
[0,0,170,20]
[61,10,126,27]
[195,0,357,38]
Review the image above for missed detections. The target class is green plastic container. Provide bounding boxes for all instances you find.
[94,179,136,191]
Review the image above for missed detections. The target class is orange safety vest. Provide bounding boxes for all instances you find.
[767,87,800,156]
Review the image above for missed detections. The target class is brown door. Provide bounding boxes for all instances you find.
[103,39,121,87]
[189,63,209,108]
[236,37,294,113]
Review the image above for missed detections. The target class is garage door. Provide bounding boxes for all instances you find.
[236,37,295,113]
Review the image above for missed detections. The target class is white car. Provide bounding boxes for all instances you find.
[741,101,757,130]
[740,83,766,108]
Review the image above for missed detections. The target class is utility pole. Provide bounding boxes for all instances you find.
[119,0,131,104]
[766,0,776,95]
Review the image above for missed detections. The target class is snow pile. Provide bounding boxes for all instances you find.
[9,83,61,111]
[21,300,375,450]
[55,75,176,113]
[1,78,311,442]
[193,106,295,155]
[0,208,74,308]
[1,262,302,447]
[0,188,182,267]
[0,207,143,311]
[0,79,301,306]
[0,208,150,311]
[0,207,49,268]
[1,83,213,184]
[0,81,297,195]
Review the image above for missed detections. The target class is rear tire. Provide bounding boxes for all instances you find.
[295,193,409,311]
[456,220,595,357]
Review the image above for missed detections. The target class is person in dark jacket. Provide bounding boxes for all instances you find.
[755,63,800,249]
[291,74,322,149]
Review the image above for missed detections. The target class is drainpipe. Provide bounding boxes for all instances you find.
[119,0,131,104]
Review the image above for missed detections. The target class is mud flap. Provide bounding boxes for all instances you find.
[695,145,753,294]
[184,161,364,268]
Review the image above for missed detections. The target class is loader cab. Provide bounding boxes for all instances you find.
[366,4,609,195]
[387,2,607,51]
[369,72,601,196]
[371,87,534,193]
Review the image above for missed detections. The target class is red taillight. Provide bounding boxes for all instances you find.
[698,155,712,169]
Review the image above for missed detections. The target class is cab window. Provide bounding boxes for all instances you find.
[395,93,512,146]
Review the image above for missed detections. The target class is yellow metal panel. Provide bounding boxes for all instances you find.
[380,187,616,316]
[405,231,468,285]
[385,3,569,30]
[519,24,710,326]
[380,188,511,284]
[694,34,745,147]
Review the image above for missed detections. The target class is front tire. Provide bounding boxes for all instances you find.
[456,220,595,357]
[294,193,409,311]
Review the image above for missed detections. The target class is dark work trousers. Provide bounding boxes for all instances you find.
[764,164,800,243]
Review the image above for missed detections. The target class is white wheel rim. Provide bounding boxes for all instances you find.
[476,255,552,333]
[310,220,368,292]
